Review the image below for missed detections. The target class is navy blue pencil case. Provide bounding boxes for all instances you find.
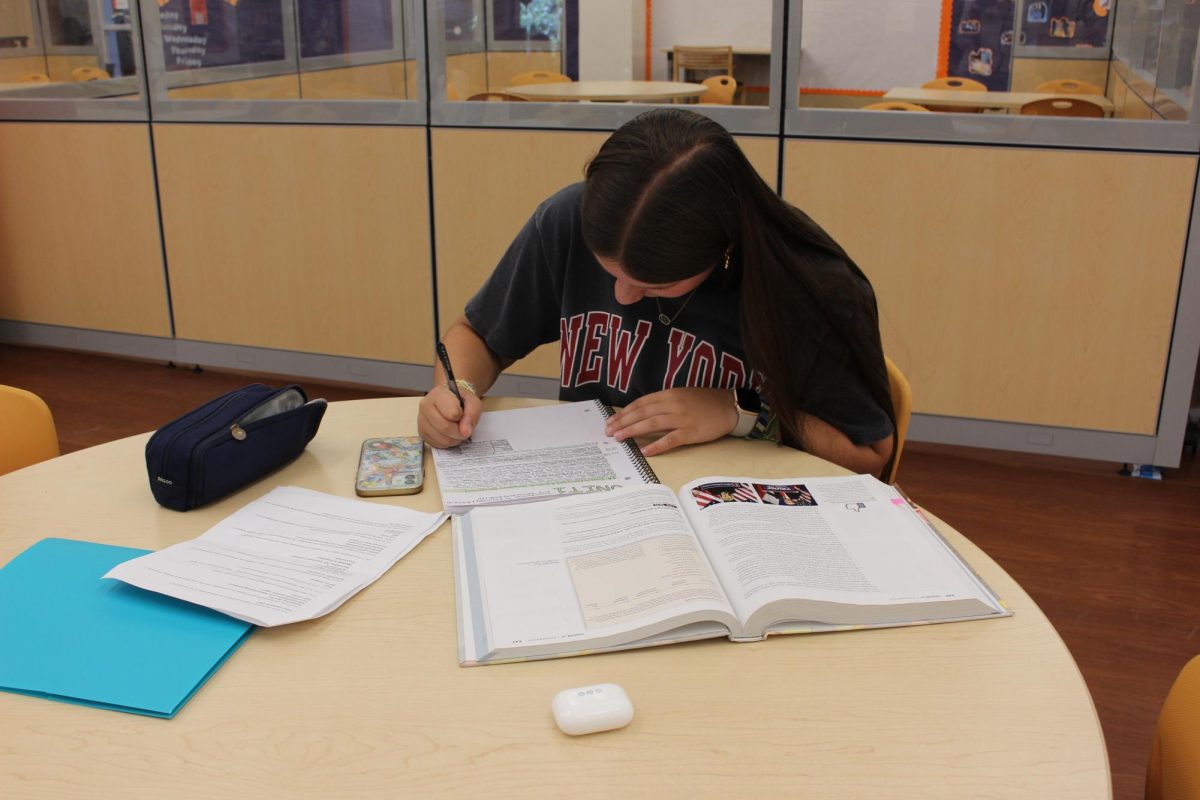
[144,384,327,511]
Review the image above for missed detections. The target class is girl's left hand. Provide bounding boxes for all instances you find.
[604,388,738,457]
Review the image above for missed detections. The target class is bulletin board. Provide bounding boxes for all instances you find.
[798,0,946,94]
[1020,0,1110,48]
[947,0,1016,91]
[157,0,285,72]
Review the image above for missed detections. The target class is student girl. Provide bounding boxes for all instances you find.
[418,108,896,476]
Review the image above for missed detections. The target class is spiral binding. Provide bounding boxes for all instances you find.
[595,401,661,485]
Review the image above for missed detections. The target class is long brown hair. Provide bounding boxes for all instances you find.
[581,108,894,456]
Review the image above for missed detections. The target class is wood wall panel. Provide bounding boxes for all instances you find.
[168,74,300,100]
[0,122,169,336]
[299,61,409,100]
[45,55,102,82]
[783,139,1194,435]
[432,129,780,380]
[1010,57,1109,92]
[155,125,433,364]
[0,56,47,82]
[446,52,487,99]
[486,51,563,91]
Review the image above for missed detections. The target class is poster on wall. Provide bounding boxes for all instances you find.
[797,0,943,94]
[1020,0,1109,48]
[157,0,285,71]
[947,0,1016,91]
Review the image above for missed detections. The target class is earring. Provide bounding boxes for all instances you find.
[723,250,731,271]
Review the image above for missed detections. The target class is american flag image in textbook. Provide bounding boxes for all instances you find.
[690,482,761,509]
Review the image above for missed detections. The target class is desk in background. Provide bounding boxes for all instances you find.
[505,80,707,103]
[0,396,1111,798]
[883,87,1116,116]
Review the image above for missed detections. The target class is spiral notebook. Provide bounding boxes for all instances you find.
[430,400,659,513]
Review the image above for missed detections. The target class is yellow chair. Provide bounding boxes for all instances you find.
[1146,654,1200,800]
[1035,78,1103,95]
[71,66,110,82]
[0,385,59,475]
[862,101,931,112]
[672,45,733,83]
[922,76,987,92]
[20,73,50,83]
[466,91,529,102]
[920,76,987,113]
[698,75,736,105]
[1019,97,1105,118]
[883,356,912,484]
[510,71,572,87]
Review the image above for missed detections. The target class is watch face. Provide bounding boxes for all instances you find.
[735,387,761,414]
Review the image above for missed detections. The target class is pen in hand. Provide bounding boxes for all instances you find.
[436,342,465,411]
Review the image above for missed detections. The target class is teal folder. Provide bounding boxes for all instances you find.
[0,537,254,718]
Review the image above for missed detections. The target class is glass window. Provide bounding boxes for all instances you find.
[434,0,776,108]
[144,0,413,103]
[1154,0,1200,118]
[794,0,1199,123]
[0,0,142,105]
[1109,0,1199,120]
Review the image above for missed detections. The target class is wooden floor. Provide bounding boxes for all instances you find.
[2,343,1197,800]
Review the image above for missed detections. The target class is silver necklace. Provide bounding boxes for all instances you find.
[654,287,699,326]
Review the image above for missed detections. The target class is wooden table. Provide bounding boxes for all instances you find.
[0,397,1111,798]
[884,87,1115,116]
[505,80,707,102]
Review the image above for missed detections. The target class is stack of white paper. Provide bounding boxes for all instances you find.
[106,486,447,626]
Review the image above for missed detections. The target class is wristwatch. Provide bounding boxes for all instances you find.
[730,387,761,438]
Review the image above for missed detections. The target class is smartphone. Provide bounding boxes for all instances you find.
[355,436,424,496]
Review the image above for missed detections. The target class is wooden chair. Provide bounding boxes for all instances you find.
[698,75,736,105]
[862,101,931,112]
[1146,654,1200,800]
[510,71,571,87]
[882,356,912,484]
[71,66,110,82]
[467,92,529,102]
[20,73,50,83]
[920,76,987,113]
[922,76,987,92]
[672,46,733,83]
[0,385,59,476]
[1019,97,1105,118]
[1035,78,1103,95]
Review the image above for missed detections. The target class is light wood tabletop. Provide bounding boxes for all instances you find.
[0,396,1111,799]
[505,80,708,102]
[883,87,1115,115]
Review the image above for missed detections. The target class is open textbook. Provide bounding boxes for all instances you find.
[430,400,658,513]
[454,475,1010,665]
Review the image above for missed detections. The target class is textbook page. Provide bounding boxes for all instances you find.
[431,400,657,513]
[106,486,446,627]
[678,475,1007,635]
[456,484,737,663]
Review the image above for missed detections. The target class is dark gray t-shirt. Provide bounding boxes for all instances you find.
[465,183,893,446]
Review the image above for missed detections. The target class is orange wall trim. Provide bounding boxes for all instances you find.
[799,88,886,97]
[937,0,954,77]
[644,0,653,80]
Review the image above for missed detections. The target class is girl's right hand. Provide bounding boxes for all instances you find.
[418,383,483,448]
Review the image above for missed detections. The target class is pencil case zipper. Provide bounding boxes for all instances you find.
[155,392,245,486]
[186,392,310,508]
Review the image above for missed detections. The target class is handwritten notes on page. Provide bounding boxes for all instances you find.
[106,486,446,626]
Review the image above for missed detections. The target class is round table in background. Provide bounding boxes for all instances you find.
[504,80,708,102]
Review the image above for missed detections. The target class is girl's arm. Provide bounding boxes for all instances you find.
[418,316,513,447]
[795,413,893,476]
